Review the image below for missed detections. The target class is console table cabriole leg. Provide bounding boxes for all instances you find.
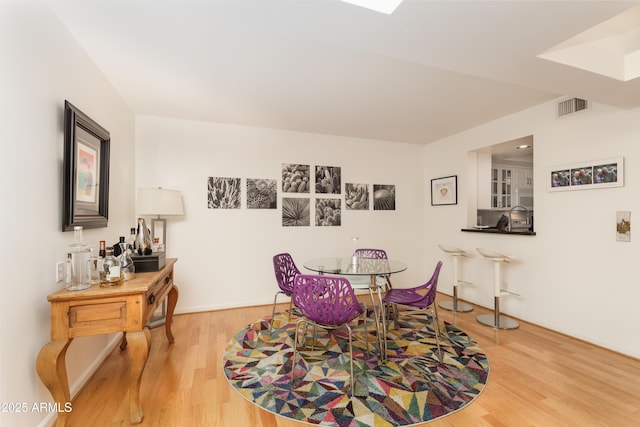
[120,332,128,350]
[165,285,179,343]
[36,339,73,427]
[127,328,151,424]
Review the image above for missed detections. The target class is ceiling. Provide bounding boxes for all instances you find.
[475,135,533,166]
[46,0,640,145]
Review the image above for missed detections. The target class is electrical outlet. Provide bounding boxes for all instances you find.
[56,261,65,282]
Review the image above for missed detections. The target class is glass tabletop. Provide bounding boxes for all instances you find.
[303,257,407,276]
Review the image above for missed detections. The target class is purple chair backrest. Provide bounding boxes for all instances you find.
[293,274,364,326]
[273,253,301,294]
[354,248,388,259]
[421,261,443,304]
[355,248,392,287]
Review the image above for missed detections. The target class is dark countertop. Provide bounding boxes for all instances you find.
[461,227,536,236]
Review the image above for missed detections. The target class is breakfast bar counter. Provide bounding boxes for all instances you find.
[461,228,536,236]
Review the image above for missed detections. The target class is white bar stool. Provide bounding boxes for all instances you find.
[476,248,519,329]
[437,244,473,312]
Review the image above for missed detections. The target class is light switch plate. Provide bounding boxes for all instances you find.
[56,261,64,282]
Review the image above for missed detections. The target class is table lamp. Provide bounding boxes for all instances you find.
[136,187,184,251]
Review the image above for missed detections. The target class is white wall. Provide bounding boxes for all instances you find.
[135,116,427,312]
[423,100,640,358]
[0,3,135,426]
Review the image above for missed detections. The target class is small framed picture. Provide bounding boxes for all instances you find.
[616,211,630,242]
[431,175,457,206]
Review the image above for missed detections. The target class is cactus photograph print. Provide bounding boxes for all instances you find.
[282,197,310,226]
[315,165,341,194]
[373,184,396,210]
[315,198,341,226]
[345,183,369,210]
[246,178,277,209]
[282,164,310,193]
[208,177,241,209]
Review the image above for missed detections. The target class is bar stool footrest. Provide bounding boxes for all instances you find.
[499,289,520,297]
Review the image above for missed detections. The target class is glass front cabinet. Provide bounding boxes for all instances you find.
[491,167,512,208]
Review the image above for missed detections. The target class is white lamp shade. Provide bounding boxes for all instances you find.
[137,188,184,216]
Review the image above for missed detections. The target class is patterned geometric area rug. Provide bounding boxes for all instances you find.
[223,311,489,426]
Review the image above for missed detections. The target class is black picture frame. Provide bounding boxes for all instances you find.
[431,175,457,206]
[63,101,110,231]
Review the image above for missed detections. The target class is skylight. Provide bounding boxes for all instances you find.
[341,0,404,15]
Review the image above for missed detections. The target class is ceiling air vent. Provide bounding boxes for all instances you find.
[557,97,589,118]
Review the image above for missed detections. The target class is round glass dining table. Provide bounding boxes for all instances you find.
[303,257,407,278]
[303,257,408,363]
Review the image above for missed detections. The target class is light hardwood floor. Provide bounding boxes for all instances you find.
[65,295,640,426]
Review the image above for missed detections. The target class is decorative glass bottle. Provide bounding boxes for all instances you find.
[135,218,153,255]
[351,236,359,267]
[100,247,121,286]
[99,240,106,258]
[128,227,137,254]
[119,241,135,281]
[113,236,125,257]
[66,226,92,291]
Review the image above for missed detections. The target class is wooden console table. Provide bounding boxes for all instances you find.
[36,258,179,427]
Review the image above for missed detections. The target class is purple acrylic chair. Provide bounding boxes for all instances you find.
[354,248,388,259]
[382,261,443,362]
[354,248,391,285]
[291,274,369,395]
[354,248,393,327]
[270,253,301,332]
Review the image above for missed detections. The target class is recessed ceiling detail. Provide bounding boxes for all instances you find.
[538,5,640,82]
[340,0,403,15]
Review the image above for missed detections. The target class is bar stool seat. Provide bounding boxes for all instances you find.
[476,248,519,329]
[438,244,473,312]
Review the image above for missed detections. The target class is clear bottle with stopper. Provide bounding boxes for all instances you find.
[66,226,92,291]
[128,227,136,254]
[118,237,135,281]
[100,247,121,286]
[351,237,359,267]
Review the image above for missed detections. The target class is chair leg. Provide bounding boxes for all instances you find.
[384,303,400,362]
[393,303,399,329]
[430,305,443,363]
[361,310,370,357]
[269,291,283,332]
[311,324,318,351]
[384,302,398,329]
[346,324,354,396]
[291,319,305,386]
[271,292,296,333]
